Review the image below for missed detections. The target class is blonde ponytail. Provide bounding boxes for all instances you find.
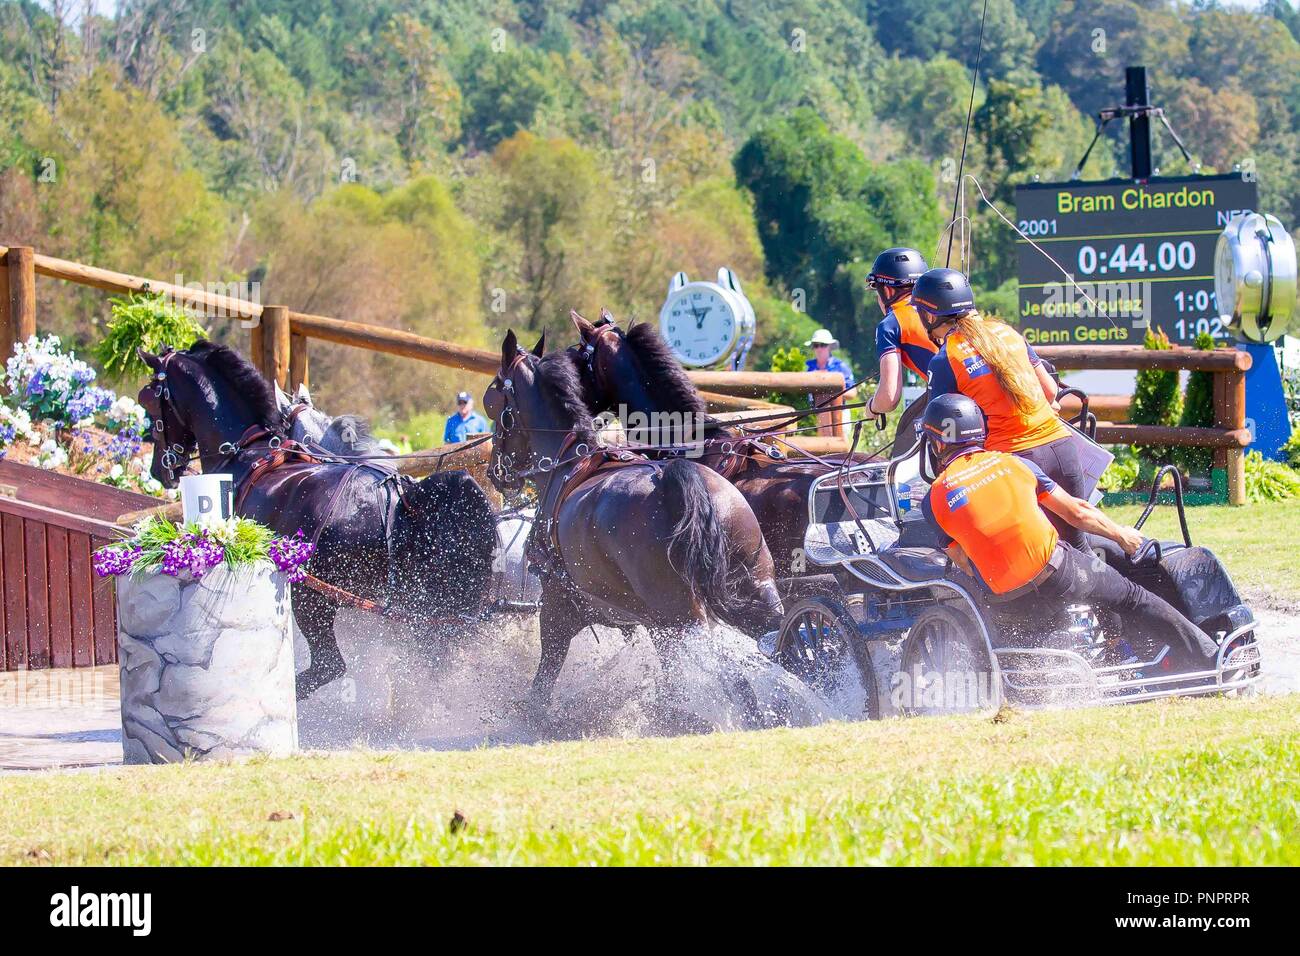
[953,312,1041,414]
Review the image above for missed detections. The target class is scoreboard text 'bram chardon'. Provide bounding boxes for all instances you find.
[1014,174,1257,346]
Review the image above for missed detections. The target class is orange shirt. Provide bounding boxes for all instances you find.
[874,295,938,378]
[925,450,1059,594]
[926,321,1068,452]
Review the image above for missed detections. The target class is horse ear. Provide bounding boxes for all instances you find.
[598,307,616,327]
[531,331,546,357]
[571,310,596,341]
[501,329,519,366]
[137,347,162,371]
[296,383,313,405]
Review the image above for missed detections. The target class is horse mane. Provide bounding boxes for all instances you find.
[184,339,279,425]
[533,349,597,442]
[623,323,708,416]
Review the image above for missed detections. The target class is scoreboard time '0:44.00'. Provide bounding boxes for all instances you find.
[1013,174,1258,346]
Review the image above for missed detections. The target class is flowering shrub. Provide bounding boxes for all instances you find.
[1,335,166,495]
[93,515,316,583]
[4,334,103,424]
[0,405,38,455]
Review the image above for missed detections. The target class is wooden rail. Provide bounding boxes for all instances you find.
[0,245,1258,501]
[1039,343,1251,504]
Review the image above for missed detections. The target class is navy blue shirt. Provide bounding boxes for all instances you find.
[805,355,854,390]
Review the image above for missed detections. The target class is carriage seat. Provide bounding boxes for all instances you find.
[878,546,951,583]
[801,518,899,567]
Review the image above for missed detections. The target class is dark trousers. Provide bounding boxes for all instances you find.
[999,545,1219,661]
[1014,435,1088,550]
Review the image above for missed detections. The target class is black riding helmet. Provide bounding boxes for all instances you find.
[920,393,986,478]
[867,247,928,289]
[912,268,976,331]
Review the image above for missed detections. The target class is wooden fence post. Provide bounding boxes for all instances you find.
[1,246,37,379]
[259,306,290,389]
[1220,369,1247,506]
[289,331,308,391]
[248,321,264,380]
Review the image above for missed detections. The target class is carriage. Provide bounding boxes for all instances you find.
[766,439,1264,718]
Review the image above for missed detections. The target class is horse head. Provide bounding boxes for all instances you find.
[484,328,598,494]
[136,347,201,488]
[137,341,280,488]
[570,309,628,415]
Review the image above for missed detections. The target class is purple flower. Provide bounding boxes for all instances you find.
[268,530,315,583]
[159,530,225,579]
[93,545,141,577]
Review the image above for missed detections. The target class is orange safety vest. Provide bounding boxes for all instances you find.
[928,450,1059,594]
[937,323,1067,452]
[877,295,939,379]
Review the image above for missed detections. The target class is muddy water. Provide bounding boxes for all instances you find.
[4,588,1295,772]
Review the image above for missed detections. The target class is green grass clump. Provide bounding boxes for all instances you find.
[2,695,1296,866]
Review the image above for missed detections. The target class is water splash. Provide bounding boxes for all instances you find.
[294,610,864,751]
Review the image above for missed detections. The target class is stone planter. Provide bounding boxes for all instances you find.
[116,563,298,764]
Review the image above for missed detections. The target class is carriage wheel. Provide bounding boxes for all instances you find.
[776,596,878,719]
[899,604,1002,717]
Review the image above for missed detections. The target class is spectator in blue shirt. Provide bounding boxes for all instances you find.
[443,391,489,444]
[804,329,855,434]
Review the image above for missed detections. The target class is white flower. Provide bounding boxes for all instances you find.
[109,463,124,479]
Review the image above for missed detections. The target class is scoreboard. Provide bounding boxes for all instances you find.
[1014,174,1258,346]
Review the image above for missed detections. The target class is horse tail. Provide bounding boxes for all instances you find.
[391,470,496,614]
[660,458,743,621]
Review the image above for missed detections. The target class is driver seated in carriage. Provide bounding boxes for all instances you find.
[917,394,1220,665]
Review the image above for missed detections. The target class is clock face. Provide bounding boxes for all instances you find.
[660,285,739,367]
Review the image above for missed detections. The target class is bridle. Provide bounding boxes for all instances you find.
[147,349,201,482]
[575,319,622,404]
[486,347,590,489]
[147,348,282,484]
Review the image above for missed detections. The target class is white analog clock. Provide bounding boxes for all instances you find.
[659,268,756,369]
[1214,211,1297,343]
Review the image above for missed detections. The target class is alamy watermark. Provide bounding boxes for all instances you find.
[1031,277,1153,331]
[157,274,263,328]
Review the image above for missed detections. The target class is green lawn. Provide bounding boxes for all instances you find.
[4,695,1297,865]
[1105,499,1300,600]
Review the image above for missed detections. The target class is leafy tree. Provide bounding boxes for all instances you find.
[250,176,489,419]
[457,44,557,153]
[490,131,613,339]
[22,69,226,278]
[734,108,942,372]
[862,0,1038,82]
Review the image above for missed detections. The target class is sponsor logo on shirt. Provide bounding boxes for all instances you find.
[961,355,992,379]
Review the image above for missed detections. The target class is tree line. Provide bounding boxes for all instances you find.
[1,0,1297,425]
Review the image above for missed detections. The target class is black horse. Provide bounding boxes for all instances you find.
[483,330,784,710]
[136,341,496,699]
[571,312,882,580]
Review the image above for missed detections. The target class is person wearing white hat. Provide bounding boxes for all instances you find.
[803,329,854,435]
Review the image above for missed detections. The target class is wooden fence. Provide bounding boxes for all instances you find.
[0,460,160,671]
[1037,345,1252,505]
[0,244,1256,501]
